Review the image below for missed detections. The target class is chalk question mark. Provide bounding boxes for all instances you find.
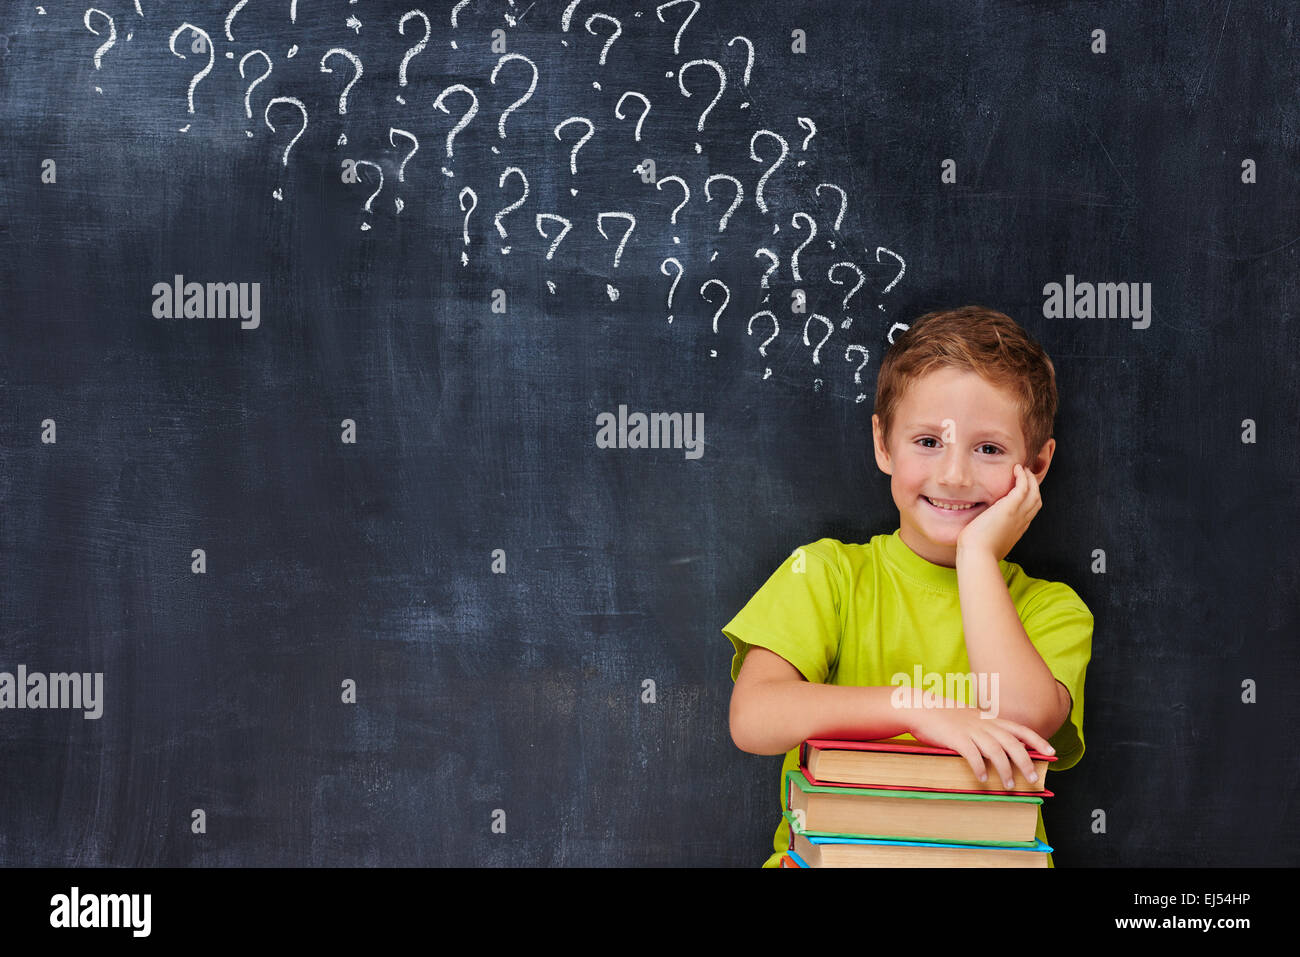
[789,212,817,283]
[225,1,249,44]
[449,0,470,48]
[554,116,594,195]
[494,167,529,250]
[238,50,272,131]
[754,248,779,289]
[320,48,362,115]
[660,257,683,323]
[397,11,430,97]
[584,14,623,65]
[352,159,383,230]
[433,84,478,176]
[748,310,779,379]
[389,127,419,183]
[490,53,539,151]
[168,23,214,116]
[656,0,699,55]
[750,129,788,215]
[796,116,816,166]
[656,175,690,243]
[83,9,116,71]
[536,214,574,261]
[815,183,847,233]
[828,261,864,329]
[876,246,906,293]
[803,314,834,365]
[727,35,754,105]
[614,92,651,141]
[596,212,636,268]
[845,345,869,402]
[561,0,585,31]
[677,59,725,151]
[458,186,477,265]
[704,174,743,232]
[263,95,308,200]
[700,279,730,358]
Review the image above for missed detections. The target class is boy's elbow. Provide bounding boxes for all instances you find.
[1021,683,1073,742]
[729,688,774,754]
[729,693,758,754]
[731,724,781,756]
[996,700,1066,742]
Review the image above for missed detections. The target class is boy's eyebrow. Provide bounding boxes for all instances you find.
[907,422,1017,443]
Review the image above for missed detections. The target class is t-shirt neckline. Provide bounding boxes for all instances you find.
[880,528,963,591]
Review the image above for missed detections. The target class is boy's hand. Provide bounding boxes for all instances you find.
[900,690,1055,789]
[955,463,1041,562]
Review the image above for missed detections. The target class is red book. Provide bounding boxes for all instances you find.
[800,736,1057,794]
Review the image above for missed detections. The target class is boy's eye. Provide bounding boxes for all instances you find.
[916,437,1003,455]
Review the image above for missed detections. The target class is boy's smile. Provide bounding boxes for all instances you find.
[873,367,1052,568]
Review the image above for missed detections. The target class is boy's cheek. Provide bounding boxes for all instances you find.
[989,482,1017,504]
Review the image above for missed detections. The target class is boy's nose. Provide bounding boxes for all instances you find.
[939,452,972,486]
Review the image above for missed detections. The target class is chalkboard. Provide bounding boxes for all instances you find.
[1,0,1297,869]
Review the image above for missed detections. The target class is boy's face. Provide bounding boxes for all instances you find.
[872,367,1054,568]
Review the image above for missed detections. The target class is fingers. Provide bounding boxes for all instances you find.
[1020,464,1042,509]
[947,738,989,783]
[955,718,1055,789]
[997,718,1055,757]
[1014,464,1039,502]
[967,726,1021,788]
[945,729,1017,787]
[925,722,1016,786]
[978,723,1038,787]
[910,710,1057,789]
[987,719,1057,786]
[909,708,991,781]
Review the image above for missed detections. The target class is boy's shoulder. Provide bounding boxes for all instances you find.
[790,535,890,572]
[999,558,1094,618]
[794,534,890,558]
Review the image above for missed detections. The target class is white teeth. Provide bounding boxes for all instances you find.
[927,497,974,511]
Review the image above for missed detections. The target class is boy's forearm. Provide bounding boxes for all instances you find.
[731,682,913,755]
[956,547,1064,736]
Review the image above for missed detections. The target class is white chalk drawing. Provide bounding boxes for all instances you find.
[67,1,904,401]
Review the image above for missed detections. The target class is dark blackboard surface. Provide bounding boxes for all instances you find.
[0,0,1296,867]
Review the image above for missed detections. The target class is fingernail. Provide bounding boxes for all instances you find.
[1005,780,1014,789]
[979,773,987,782]
[1029,772,1038,782]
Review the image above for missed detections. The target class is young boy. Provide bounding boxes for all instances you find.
[723,305,1093,868]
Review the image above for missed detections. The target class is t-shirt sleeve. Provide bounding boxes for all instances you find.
[1019,581,1093,771]
[720,540,844,684]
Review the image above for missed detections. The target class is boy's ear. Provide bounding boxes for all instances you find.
[1028,437,1055,484]
[871,415,893,475]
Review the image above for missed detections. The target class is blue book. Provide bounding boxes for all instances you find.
[783,812,1053,867]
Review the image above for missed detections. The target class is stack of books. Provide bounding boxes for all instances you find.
[780,736,1057,867]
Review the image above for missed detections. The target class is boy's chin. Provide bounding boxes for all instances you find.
[902,520,960,549]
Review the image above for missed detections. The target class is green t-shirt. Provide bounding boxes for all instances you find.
[722,531,1093,868]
